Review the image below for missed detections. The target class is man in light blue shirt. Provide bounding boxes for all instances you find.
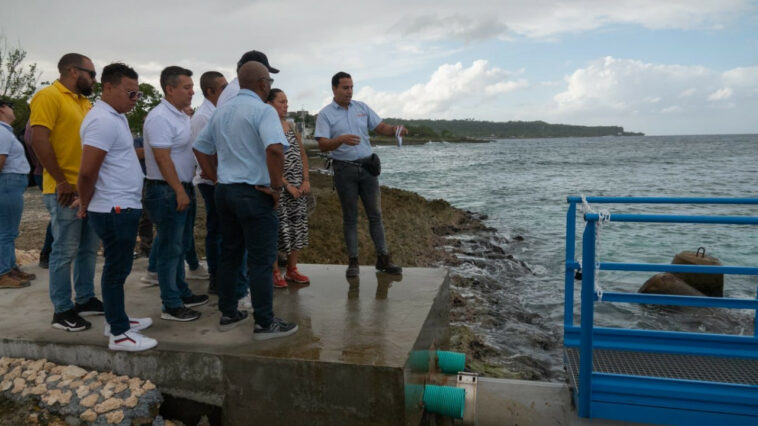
[194,61,298,340]
[315,71,407,278]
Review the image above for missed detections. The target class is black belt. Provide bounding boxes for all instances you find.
[332,156,371,166]
[146,179,193,189]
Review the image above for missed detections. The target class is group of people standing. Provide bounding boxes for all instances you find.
[0,48,406,353]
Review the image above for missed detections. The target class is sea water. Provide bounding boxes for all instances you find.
[375,134,758,379]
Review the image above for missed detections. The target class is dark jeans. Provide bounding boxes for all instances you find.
[184,187,200,270]
[197,184,221,275]
[215,184,277,325]
[333,160,387,258]
[89,208,141,336]
[138,182,153,255]
[198,183,249,299]
[34,174,53,258]
[147,185,200,272]
[144,181,195,309]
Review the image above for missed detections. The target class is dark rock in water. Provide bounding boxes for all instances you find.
[514,235,525,241]
[639,273,706,296]
[671,250,723,297]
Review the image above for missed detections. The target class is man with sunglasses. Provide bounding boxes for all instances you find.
[30,53,103,332]
[76,63,157,351]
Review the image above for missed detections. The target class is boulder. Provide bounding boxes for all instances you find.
[80,409,97,422]
[80,393,100,408]
[61,365,87,381]
[671,250,723,297]
[639,273,705,296]
[106,410,125,424]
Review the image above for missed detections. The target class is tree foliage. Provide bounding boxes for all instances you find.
[0,35,40,100]
[87,81,163,135]
[384,118,644,139]
[127,83,162,134]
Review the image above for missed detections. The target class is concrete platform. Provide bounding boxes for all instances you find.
[0,259,450,425]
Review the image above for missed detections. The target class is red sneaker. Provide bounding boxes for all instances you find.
[273,270,288,288]
[285,267,310,284]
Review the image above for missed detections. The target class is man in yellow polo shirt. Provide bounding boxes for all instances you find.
[30,53,104,332]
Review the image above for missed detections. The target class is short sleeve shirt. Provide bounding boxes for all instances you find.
[193,89,288,186]
[190,99,215,185]
[80,101,144,213]
[143,99,195,183]
[216,77,240,108]
[29,80,92,193]
[0,122,30,175]
[314,100,381,161]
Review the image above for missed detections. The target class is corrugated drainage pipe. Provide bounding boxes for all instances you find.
[423,384,466,419]
[408,350,466,374]
[436,350,466,374]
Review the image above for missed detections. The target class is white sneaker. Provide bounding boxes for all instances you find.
[238,296,252,311]
[186,264,210,280]
[108,330,158,352]
[140,271,158,286]
[104,317,153,336]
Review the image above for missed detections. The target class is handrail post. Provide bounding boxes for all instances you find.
[565,201,577,327]
[578,218,596,418]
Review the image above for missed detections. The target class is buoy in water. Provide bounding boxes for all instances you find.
[671,247,723,297]
[638,273,705,297]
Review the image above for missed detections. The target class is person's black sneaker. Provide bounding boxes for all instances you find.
[218,310,249,332]
[51,309,92,332]
[253,317,299,341]
[74,297,105,316]
[38,254,49,269]
[376,254,402,275]
[346,257,359,278]
[208,274,218,295]
[181,294,209,307]
[160,306,201,322]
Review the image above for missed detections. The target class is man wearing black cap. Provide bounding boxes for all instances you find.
[217,50,279,107]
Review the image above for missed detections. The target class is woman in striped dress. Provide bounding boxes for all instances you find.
[267,89,310,287]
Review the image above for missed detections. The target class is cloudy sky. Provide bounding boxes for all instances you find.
[4,0,758,135]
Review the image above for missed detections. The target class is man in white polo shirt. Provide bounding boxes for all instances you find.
[143,66,208,322]
[77,63,156,351]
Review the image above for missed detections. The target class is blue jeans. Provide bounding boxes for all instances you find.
[34,174,53,258]
[215,184,277,324]
[0,173,27,275]
[333,160,388,258]
[144,181,194,309]
[198,183,248,298]
[147,185,199,272]
[44,194,99,313]
[89,208,141,336]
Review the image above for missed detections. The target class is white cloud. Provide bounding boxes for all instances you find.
[355,60,527,117]
[708,87,733,101]
[540,57,758,134]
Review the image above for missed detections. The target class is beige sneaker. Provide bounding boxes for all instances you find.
[0,273,30,289]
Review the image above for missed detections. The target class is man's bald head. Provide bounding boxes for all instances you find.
[242,61,270,92]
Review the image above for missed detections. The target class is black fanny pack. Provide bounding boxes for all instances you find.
[362,153,381,176]
[334,154,381,176]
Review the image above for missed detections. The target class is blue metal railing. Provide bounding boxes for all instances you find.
[564,196,758,420]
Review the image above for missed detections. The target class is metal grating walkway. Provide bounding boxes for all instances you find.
[565,348,758,390]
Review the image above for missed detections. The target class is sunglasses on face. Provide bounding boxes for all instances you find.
[75,66,97,79]
[0,102,13,109]
[125,89,143,100]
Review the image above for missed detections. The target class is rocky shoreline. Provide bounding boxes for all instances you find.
[0,357,163,425]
